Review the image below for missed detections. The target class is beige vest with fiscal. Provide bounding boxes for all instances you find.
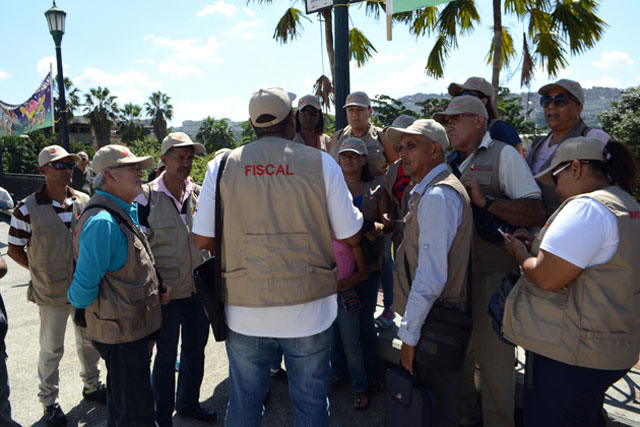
[220,136,337,307]
[332,124,389,177]
[392,169,473,315]
[142,183,209,300]
[74,194,161,344]
[25,190,89,306]
[503,186,640,370]
[461,139,519,274]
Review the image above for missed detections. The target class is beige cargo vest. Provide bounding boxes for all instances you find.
[461,139,519,274]
[220,136,337,307]
[141,184,209,300]
[74,194,161,344]
[332,124,388,177]
[359,178,386,273]
[525,121,596,217]
[25,190,89,306]
[392,169,473,315]
[503,186,640,370]
[293,132,331,152]
[384,160,412,253]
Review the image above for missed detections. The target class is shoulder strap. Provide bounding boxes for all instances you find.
[215,151,231,285]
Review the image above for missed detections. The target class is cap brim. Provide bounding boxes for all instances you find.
[343,102,369,109]
[534,164,557,186]
[385,127,423,146]
[165,142,206,154]
[448,83,464,97]
[338,148,366,156]
[117,155,155,171]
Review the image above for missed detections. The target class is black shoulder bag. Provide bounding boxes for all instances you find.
[193,151,230,342]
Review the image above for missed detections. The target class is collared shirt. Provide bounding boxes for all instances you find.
[67,190,140,309]
[397,163,463,346]
[8,185,77,247]
[460,132,542,200]
[135,172,195,233]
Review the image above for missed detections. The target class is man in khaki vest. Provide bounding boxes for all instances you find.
[434,97,545,427]
[67,145,171,426]
[7,145,104,427]
[385,119,473,427]
[71,151,95,195]
[193,86,363,427]
[135,132,216,426]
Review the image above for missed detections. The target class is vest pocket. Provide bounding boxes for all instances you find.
[244,233,309,279]
[511,281,568,345]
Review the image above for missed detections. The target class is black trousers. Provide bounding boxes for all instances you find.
[524,353,628,427]
[0,292,20,427]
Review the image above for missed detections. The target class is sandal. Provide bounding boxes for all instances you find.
[353,391,369,410]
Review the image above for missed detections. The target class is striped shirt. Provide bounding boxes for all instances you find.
[8,185,78,247]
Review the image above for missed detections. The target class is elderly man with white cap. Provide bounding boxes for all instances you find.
[385,119,473,427]
[8,145,104,427]
[68,145,171,426]
[434,97,545,427]
[135,132,216,426]
[193,86,363,426]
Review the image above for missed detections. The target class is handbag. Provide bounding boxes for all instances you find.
[193,151,230,342]
[385,367,435,427]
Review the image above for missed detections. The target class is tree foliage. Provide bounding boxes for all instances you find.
[371,95,416,127]
[118,103,146,144]
[599,87,640,164]
[415,98,450,119]
[145,91,173,145]
[497,87,538,136]
[196,117,236,153]
[84,86,119,148]
[1,130,57,174]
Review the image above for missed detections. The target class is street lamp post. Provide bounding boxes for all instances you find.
[44,1,70,152]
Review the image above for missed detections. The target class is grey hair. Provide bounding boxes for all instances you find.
[93,171,107,191]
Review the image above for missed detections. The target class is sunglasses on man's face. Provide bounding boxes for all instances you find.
[48,161,75,170]
[540,93,579,108]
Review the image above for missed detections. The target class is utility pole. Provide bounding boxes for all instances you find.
[333,0,350,131]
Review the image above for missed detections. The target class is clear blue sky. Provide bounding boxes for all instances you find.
[1,1,637,126]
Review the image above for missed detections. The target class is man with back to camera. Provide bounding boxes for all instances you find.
[7,145,104,427]
[193,86,363,426]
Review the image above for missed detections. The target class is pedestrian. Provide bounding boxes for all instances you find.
[433,97,546,427]
[7,145,105,427]
[328,91,399,177]
[526,79,611,216]
[293,94,331,150]
[386,119,473,427]
[193,86,363,427]
[67,145,171,426]
[71,151,95,195]
[136,132,216,426]
[502,137,639,427]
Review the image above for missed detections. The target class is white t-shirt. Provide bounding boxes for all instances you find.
[540,197,619,269]
[192,147,363,338]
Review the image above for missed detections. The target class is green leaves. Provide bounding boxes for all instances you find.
[84,86,120,147]
[145,91,173,145]
[195,116,236,154]
[273,7,310,44]
[349,27,377,67]
[487,25,516,68]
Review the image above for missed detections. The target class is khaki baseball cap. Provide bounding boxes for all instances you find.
[92,144,154,174]
[344,91,371,109]
[38,145,80,167]
[385,119,450,151]
[433,96,488,123]
[338,137,368,156]
[249,86,296,128]
[535,137,606,185]
[448,76,495,102]
[389,115,416,129]
[538,79,584,104]
[161,132,206,155]
[298,94,322,111]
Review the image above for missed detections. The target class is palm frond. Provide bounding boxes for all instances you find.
[363,1,385,20]
[520,34,534,86]
[425,35,450,78]
[486,25,516,68]
[349,27,377,67]
[313,75,334,111]
[534,31,567,77]
[273,7,310,44]
[409,6,437,37]
[550,0,606,55]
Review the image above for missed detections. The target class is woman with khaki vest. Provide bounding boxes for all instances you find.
[501,137,640,427]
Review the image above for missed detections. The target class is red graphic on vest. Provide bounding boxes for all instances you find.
[630,211,640,219]
[244,164,294,176]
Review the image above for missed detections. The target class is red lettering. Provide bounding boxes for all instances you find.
[276,164,285,175]
[244,165,253,176]
[266,164,275,175]
[286,165,294,175]
[256,164,264,175]
[630,211,640,219]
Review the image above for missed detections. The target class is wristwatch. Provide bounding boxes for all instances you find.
[483,194,495,211]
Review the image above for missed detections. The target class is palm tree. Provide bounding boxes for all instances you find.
[118,103,146,144]
[145,91,173,144]
[402,0,606,103]
[53,77,81,125]
[84,86,119,148]
[195,117,235,153]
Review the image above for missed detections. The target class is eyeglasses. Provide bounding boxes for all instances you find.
[551,162,571,185]
[109,164,142,172]
[443,113,475,127]
[460,90,487,99]
[48,161,75,170]
[540,93,579,108]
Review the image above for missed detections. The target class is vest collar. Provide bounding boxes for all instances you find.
[35,184,76,206]
[410,162,448,198]
[95,190,139,225]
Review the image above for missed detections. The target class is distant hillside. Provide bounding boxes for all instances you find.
[398,87,622,128]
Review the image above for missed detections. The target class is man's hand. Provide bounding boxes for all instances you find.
[364,222,385,242]
[504,233,528,262]
[459,173,486,207]
[400,342,416,375]
[159,284,172,305]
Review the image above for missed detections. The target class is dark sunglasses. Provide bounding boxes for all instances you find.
[48,161,75,170]
[540,93,579,108]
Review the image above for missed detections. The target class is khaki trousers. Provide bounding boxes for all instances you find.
[461,272,515,427]
[38,304,101,406]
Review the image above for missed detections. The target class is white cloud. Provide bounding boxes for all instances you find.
[145,35,223,63]
[0,70,10,80]
[197,1,238,17]
[372,52,405,64]
[592,51,633,69]
[173,96,247,125]
[135,58,155,65]
[226,20,261,40]
[242,7,256,16]
[581,76,621,88]
[157,61,203,77]
[364,60,449,98]
[73,67,156,104]
[37,56,69,75]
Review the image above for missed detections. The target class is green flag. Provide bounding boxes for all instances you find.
[386,0,453,15]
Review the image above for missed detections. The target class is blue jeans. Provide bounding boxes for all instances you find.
[357,274,380,381]
[332,296,368,393]
[380,235,394,309]
[93,336,157,427]
[225,327,332,427]
[152,295,210,426]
